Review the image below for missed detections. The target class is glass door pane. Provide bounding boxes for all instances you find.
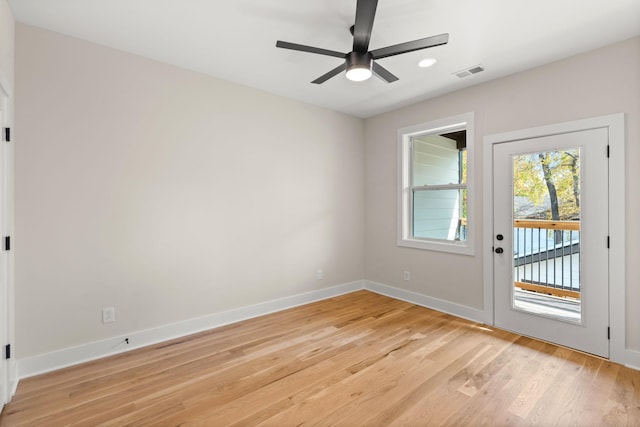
[511,148,582,323]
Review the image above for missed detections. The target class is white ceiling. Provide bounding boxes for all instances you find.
[8,0,640,118]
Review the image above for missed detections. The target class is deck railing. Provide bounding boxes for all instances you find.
[513,219,580,299]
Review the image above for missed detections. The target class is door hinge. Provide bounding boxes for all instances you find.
[606,145,610,158]
[5,344,10,359]
[3,127,9,143]
[607,327,610,340]
[607,236,610,249]
[4,236,9,251]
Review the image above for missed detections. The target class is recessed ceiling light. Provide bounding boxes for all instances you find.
[418,58,437,68]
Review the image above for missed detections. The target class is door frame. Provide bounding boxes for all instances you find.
[482,114,626,362]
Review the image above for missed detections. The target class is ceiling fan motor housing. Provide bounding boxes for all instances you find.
[346,51,374,72]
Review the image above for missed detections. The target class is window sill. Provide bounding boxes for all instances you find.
[397,237,475,256]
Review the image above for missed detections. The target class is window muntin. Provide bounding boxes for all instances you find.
[398,113,474,255]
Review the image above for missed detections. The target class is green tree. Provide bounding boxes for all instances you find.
[513,149,580,242]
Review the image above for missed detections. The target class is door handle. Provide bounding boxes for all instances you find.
[494,247,504,254]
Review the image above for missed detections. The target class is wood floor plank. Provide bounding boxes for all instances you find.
[507,346,574,419]
[1,290,639,426]
[524,349,596,425]
[385,329,519,426]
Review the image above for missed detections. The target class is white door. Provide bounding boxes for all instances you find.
[493,128,609,357]
[0,88,8,406]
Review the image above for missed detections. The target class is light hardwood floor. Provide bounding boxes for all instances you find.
[1,291,638,426]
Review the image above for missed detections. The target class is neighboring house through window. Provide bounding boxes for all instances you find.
[398,112,475,255]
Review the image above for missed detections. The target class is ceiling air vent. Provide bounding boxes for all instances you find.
[453,65,485,78]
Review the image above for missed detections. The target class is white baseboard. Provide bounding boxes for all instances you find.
[18,278,638,380]
[18,280,365,379]
[364,280,486,324]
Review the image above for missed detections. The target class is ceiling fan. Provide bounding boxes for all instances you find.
[275,0,449,84]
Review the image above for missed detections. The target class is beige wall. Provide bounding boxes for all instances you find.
[15,24,365,358]
[364,37,640,350]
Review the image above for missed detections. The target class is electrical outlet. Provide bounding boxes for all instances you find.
[403,271,410,281]
[317,269,324,280]
[102,307,115,324]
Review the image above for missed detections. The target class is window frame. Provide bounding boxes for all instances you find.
[397,112,475,255]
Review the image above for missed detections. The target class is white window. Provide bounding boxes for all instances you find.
[398,113,474,255]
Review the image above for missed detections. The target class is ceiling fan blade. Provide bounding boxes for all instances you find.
[312,63,348,84]
[370,33,449,59]
[372,62,399,83]
[276,41,345,59]
[352,0,378,52]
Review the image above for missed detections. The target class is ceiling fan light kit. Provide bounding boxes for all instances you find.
[346,51,374,81]
[276,0,449,84]
[346,67,372,82]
